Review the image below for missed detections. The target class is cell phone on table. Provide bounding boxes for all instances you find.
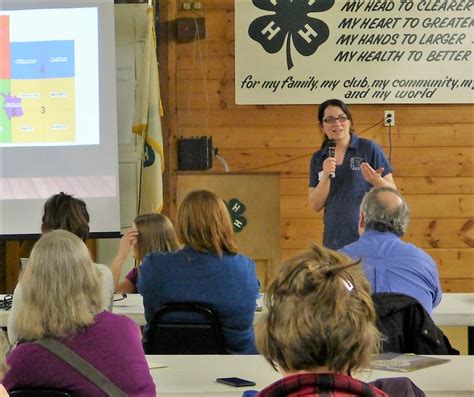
[216,377,256,387]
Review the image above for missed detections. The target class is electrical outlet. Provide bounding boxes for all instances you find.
[182,2,192,10]
[384,110,395,126]
[193,2,202,9]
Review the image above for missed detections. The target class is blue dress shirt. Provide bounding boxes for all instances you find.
[340,230,442,315]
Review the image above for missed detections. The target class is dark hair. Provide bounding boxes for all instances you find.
[41,192,90,241]
[317,99,355,148]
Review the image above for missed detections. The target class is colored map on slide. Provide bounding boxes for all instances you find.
[0,15,76,144]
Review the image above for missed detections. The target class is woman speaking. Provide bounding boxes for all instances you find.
[308,99,395,250]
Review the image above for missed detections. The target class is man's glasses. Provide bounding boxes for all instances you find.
[323,115,349,124]
[0,295,12,310]
[113,293,127,302]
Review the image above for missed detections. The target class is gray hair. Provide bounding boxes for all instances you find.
[360,187,409,237]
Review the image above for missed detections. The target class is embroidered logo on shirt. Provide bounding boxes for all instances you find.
[350,157,363,171]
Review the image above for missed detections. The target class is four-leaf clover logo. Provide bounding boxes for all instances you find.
[248,0,335,70]
[143,141,155,168]
[226,198,248,233]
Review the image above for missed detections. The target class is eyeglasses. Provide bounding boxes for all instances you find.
[323,115,349,124]
[0,295,12,310]
[113,293,128,302]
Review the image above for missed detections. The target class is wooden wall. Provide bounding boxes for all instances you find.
[160,0,474,292]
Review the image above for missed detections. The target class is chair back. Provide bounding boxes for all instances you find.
[372,292,459,355]
[143,302,227,354]
[10,390,73,397]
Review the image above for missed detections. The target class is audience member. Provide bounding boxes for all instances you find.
[111,213,180,293]
[138,189,259,354]
[7,192,114,344]
[256,244,388,396]
[255,244,424,397]
[340,187,442,315]
[3,230,155,396]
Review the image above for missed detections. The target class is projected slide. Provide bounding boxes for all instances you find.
[0,1,119,237]
[0,8,99,147]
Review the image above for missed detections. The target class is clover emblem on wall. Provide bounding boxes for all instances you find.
[226,198,248,233]
[248,0,335,70]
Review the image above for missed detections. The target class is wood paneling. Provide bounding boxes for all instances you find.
[281,218,473,249]
[166,0,474,292]
[281,194,474,219]
[441,279,474,293]
[213,147,473,177]
[281,177,474,196]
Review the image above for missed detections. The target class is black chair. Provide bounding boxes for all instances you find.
[10,390,73,397]
[372,292,459,355]
[143,302,227,354]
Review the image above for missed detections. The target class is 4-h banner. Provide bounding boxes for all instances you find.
[133,7,164,214]
[235,0,473,104]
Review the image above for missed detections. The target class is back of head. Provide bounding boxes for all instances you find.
[15,230,102,340]
[361,187,409,237]
[177,190,237,256]
[134,213,180,262]
[41,192,90,241]
[257,244,379,374]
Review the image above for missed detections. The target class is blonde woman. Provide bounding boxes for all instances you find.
[138,190,259,354]
[3,230,155,396]
[7,193,114,344]
[111,213,180,293]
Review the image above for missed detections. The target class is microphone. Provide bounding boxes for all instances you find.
[327,139,336,178]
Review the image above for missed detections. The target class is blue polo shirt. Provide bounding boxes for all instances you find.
[340,230,442,315]
[309,134,392,250]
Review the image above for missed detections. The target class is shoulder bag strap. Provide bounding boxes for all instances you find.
[35,338,127,397]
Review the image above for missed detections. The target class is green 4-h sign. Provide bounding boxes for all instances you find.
[226,198,247,233]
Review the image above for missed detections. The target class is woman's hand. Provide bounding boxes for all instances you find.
[322,157,337,179]
[117,227,139,260]
[360,162,384,185]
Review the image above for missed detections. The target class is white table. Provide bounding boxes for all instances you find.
[433,293,474,327]
[112,293,474,327]
[111,293,474,355]
[2,293,474,339]
[111,294,265,327]
[112,293,146,325]
[0,293,472,329]
[431,293,474,355]
[147,354,474,397]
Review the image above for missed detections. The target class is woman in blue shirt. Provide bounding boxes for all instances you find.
[308,99,396,250]
[138,190,259,354]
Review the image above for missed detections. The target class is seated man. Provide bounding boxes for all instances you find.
[340,187,441,315]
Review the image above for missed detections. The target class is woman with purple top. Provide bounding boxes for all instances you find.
[3,230,156,396]
[111,213,180,293]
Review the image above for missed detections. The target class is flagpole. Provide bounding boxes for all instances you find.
[137,128,147,214]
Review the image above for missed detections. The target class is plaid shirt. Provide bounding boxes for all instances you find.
[257,373,389,397]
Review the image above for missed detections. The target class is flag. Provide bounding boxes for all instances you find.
[132,7,164,214]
